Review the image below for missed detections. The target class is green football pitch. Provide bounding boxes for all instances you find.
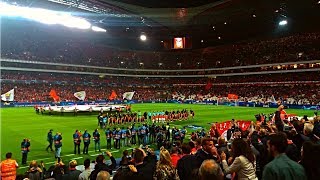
[0,103,315,173]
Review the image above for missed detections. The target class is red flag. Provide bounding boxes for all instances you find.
[228,94,238,99]
[238,121,251,131]
[109,90,117,100]
[205,81,212,90]
[49,89,60,102]
[216,120,251,136]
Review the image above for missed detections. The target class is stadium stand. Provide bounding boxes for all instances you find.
[1,0,320,180]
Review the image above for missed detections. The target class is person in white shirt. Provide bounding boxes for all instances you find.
[221,138,257,180]
[78,159,92,180]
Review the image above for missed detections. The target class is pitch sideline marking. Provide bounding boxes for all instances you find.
[19,157,84,169]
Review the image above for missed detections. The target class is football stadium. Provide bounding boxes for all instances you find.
[0,0,320,180]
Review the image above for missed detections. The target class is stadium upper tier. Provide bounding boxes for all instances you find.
[1,71,320,85]
[1,28,320,70]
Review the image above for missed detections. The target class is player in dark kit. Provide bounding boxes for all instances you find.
[46,129,53,152]
[82,130,91,154]
[21,138,30,164]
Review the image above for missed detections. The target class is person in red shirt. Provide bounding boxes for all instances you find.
[170,147,180,168]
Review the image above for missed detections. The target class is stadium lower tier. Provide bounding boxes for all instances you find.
[1,82,319,105]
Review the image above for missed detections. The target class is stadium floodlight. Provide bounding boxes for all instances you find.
[92,26,107,32]
[279,20,287,26]
[140,34,147,41]
[0,2,91,30]
[59,14,91,29]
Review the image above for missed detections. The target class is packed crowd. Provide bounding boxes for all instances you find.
[3,111,320,180]
[203,33,320,67]
[2,24,320,69]
[1,83,319,105]
[2,59,319,77]
[2,71,320,85]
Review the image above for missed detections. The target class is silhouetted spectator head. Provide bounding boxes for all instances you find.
[218,136,226,146]
[181,143,191,154]
[133,148,146,164]
[96,155,105,164]
[231,138,255,164]
[158,147,172,167]
[201,138,214,154]
[303,123,314,136]
[69,160,77,168]
[171,147,178,154]
[267,132,288,156]
[84,159,90,169]
[96,171,110,180]
[199,159,223,180]
[6,152,12,159]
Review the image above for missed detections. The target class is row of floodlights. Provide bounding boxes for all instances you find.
[0,2,106,32]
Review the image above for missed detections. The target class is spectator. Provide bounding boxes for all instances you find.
[221,138,257,180]
[302,122,320,144]
[120,150,131,166]
[0,152,19,180]
[62,160,81,180]
[285,133,300,162]
[188,141,196,155]
[262,132,307,180]
[312,116,320,137]
[300,141,320,180]
[216,136,229,159]
[26,160,42,180]
[78,159,92,180]
[113,163,136,180]
[177,149,197,180]
[170,147,180,168]
[195,138,219,167]
[130,148,157,180]
[96,171,110,180]
[90,152,116,180]
[153,147,179,180]
[198,159,224,180]
[51,158,67,180]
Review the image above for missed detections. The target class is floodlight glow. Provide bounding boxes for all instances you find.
[0,2,91,30]
[60,16,91,29]
[92,26,106,32]
[140,34,147,41]
[279,20,287,26]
